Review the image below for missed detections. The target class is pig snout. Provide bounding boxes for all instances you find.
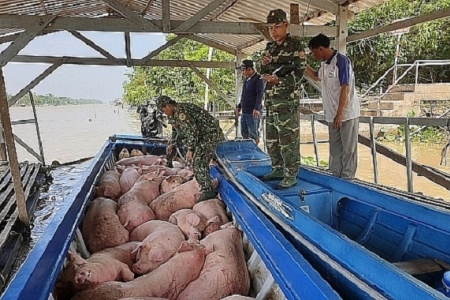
[188,229,201,241]
[74,269,91,284]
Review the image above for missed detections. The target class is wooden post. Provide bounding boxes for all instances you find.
[0,68,30,227]
[290,4,299,25]
[29,91,45,165]
[337,5,348,53]
[0,121,7,160]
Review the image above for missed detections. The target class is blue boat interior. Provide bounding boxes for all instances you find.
[216,140,450,296]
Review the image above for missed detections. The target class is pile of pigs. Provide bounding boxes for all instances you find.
[54,149,255,300]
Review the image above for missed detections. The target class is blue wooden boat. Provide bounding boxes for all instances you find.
[214,140,450,300]
[0,135,340,300]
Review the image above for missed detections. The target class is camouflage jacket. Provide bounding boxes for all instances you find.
[167,103,223,151]
[260,34,306,106]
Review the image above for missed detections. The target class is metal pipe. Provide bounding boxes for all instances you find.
[404,117,413,192]
[311,115,319,167]
[369,117,378,183]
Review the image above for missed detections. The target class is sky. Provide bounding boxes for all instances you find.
[0,31,167,103]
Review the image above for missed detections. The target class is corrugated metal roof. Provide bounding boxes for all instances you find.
[0,0,388,54]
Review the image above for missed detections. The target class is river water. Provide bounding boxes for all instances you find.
[9,104,450,200]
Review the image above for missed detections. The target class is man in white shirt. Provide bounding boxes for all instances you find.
[304,34,360,179]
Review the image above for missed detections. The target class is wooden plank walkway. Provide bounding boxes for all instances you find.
[0,162,43,289]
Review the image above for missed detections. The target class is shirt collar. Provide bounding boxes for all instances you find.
[246,72,257,81]
[325,50,338,65]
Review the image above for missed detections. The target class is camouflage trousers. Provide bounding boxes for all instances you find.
[265,104,300,178]
[193,131,225,192]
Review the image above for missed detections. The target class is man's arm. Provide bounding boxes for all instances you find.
[304,66,319,81]
[254,77,265,111]
[334,54,351,128]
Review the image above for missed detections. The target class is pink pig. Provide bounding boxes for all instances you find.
[82,197,129,253]
[193,199,229,236]
[72,242,211,300]
[160,175,187,194]
[169,209,220,241]
[116,155,163,167]
[177,225,250,300]
[132,222,185,275]
[119,167,141,194]
[150,180,201,221]
[130,220,180,242]
[118,171,164,207]
[95,170,122,200]
[118,201,156,232]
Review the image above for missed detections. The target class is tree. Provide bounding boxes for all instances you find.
[122,35,236,109]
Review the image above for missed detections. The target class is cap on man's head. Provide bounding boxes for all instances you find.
[155,95,176,110]
[236,59,254,70]
[266,9,287,24]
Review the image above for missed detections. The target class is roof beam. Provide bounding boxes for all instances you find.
[297,0,338,15]
[187,61,235,108]
[0,15,56,67]
[183,35,236,55]
[124,32,132,67]
[237,37,264,51]
[173,0,227,33]
[161,0,171,32]
[347,8,450,42]
[68,31,118,62]
[0,15,337,36]
[140,0,155,16]
[10,55,235,68]
[140,35,183,64]
[101,0,160,31]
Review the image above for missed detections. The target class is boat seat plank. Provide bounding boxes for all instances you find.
[337,197,450,267]
[394,258,450,275]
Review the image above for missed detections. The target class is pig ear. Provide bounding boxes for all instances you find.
[67,250,80,262]
[131,243,143,260]
[177,241,193,253]
[168,213,178,225]
[206,215,221,226]
[186,213,200,226]
[204,244,215,255]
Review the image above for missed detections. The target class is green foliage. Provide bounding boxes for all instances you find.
[123,35,236,108]
[348,0,450,91]
[301,156,328,167]
[7,93,102,106]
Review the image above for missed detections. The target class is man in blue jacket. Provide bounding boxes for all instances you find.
[235,60,265,145]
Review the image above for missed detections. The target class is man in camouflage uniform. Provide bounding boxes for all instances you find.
[155,95,225,202]
[259,8,306,189]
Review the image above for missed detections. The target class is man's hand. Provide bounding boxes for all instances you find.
[234,107,240,117]
[261,52,272,66]
[167,144,174,155]
[186,150,193,162]
[262,74,279,85]
[252,109,260,119]
[334,112,343,129]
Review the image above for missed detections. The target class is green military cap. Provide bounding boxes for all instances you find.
[266,9,287,23]
[155,95,176,110]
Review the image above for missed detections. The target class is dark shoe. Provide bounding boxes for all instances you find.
[262,169,284,181]
[166,161,173,168]
[274,177,297,190]
[197,191,216,203]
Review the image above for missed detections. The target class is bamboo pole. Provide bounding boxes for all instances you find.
[0,68,30,227]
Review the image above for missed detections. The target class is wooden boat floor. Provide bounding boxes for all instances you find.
[394,258,450,275]
[0,162,44,290]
